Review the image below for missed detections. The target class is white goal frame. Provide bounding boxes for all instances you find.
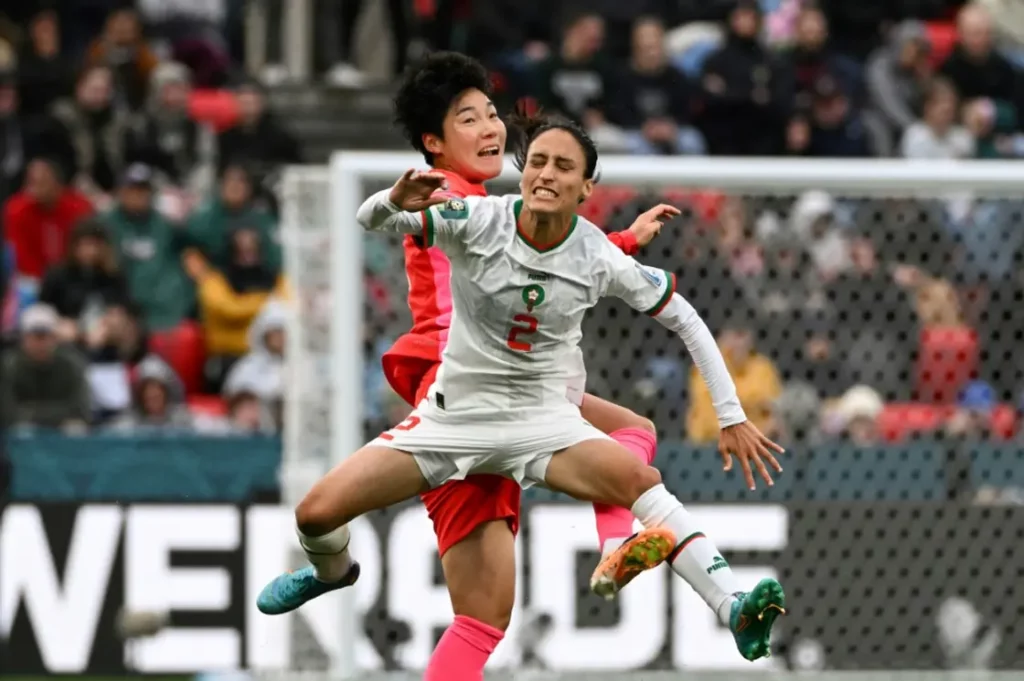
[286,152,1024,678]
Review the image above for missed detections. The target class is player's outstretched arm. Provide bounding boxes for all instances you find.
[356,169,449,235]
[655,293,784,489]
[605,255,784,489]
[607,204,680,255]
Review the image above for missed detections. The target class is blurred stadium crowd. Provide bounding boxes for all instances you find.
[2,0,1024,447]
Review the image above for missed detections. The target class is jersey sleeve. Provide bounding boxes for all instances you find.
[605,229,639,256]
[356,189,476,249]
[604,246,677,317]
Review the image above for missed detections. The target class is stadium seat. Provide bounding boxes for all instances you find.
[915,326,978,404]
[989,404,1018,440]
[877,403,949,441]
[925,22,957,67]
[878,402,1017,441]
[660,189,726,221]
[189,90,240,132]
[149,320,207,395]
[187,394,229,417]
[579,186,638,227]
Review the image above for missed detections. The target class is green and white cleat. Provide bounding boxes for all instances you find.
[729,578,787,661]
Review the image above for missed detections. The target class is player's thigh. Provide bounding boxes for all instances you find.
[296,443,429,534]
[544,437,662,509]
[421,475,521,556]
[580,393,655,435]
[442,517,518,631]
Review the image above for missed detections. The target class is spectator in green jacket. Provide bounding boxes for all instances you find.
[186,163,280,270]
[1,303,90,430]
[104,163,194,331]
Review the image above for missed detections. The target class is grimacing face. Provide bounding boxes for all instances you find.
[519,129,594,217]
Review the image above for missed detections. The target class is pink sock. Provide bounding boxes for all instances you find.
[594,427,659,550]
[424,615,504,681]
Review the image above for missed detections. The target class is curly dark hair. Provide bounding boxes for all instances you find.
[393,52,494,165]
[509,108,600,182]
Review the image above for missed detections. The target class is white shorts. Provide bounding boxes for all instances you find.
[368,407,611,489]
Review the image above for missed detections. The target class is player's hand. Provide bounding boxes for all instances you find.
[627,204,681,247]
[389,169,450,212]
[718,421,785,490]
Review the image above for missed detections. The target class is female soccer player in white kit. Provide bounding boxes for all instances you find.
[261,113,786,667]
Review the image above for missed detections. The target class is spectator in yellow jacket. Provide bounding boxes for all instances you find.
[687,321,782,443]
[184,226,286,391]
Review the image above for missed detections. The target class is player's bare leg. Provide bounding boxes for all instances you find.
[257,445,429,614]
[544,439,786,661]
[424,519,516,681]
[578,394,672,592]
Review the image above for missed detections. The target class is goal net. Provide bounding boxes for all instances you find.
[278,153,1024,679]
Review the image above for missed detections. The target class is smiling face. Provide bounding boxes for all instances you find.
[424,88,506,183]
[519,128,593,217]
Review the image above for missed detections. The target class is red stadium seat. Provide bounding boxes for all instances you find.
[188,90,240,132]
[149,320,207,395]
[877,403,950,441]
[915,326,978,404]
[187,394,229,417]
[925,22,957,67]
[579,186,638,227]
[989,404,1018,440]
[879,402,1017,441]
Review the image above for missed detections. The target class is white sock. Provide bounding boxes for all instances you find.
[297,524,353,582]
[631,484,739,626]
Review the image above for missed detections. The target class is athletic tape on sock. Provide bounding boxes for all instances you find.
[297,523,351,555]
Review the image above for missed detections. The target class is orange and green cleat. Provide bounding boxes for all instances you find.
[589,527,677,600]
[729,578,787,661]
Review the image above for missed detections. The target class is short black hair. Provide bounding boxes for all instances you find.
[393,52,493,165]
[509,109,600,181]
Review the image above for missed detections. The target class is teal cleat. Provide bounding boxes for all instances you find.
[729,578,787,661]
[257,563,361,615]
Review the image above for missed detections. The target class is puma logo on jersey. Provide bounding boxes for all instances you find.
[440,198,468,219]
[528,272,550,282]
[636,263,663,288]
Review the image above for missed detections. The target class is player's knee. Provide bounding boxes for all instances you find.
[625,464,662,506]
[295,490,339,537]
[634,416,657,435]
[453,593,514,632]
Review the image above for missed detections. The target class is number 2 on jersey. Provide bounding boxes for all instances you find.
[379,415,421,441]
[506,314,538,351]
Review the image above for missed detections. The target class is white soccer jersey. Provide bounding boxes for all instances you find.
[358,191,680,422]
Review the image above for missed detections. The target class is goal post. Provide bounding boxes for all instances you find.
[278,153,1024,678]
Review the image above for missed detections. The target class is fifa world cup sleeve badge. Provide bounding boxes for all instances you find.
[439,198,469,219]
[522,284,546,312]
